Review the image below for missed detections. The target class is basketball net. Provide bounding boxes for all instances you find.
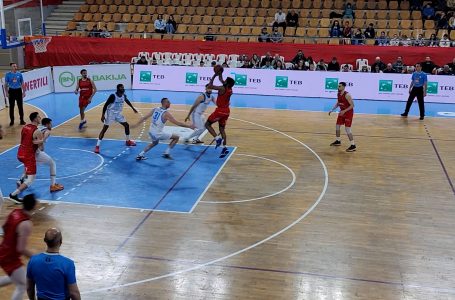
[25,36,52,53]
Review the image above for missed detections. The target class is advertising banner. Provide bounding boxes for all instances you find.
[53,64,131,93]
[22,67,53,101]
[132,65,455,104]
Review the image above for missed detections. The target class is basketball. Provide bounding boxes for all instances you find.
[214,65,224,75]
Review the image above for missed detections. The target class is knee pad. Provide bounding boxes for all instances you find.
[23,175,35,187]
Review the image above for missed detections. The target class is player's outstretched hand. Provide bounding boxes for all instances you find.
[74,90,78,95]
[328,111,332,116]
[133,108,138,114]
[185,116,190,122]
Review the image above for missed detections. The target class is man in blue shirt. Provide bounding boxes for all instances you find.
[4,62,26,126]
[401,63,427,120]
[26,228,80,300]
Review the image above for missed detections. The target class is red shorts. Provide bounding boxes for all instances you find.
[336,111,354,127]
[0,254,22,276]
[208,108,230,127]
[79,95,91,109]
[18,154,36,175]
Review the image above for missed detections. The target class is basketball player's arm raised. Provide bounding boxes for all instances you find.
[165,112,196,129]
[207,74,226,94]
[16,220,34,258]
[185,94,204,122]
[101,95,115,122]
[124,96,138,113]
[339,93,354,116]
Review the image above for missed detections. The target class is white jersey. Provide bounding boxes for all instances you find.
[37,125,50,152]
[149,107,168,133]
[106,93,125,114]
[194,92,215,114]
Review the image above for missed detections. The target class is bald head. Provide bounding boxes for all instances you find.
[44,228,62,249]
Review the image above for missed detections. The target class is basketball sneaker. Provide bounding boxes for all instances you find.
[330,140,341,146]
[400,113,408,117]
[346,145,357,152]
[136,155,147,161]
[126,140,137,146]
[219,147,229,158]
[78,120,87,131]
[162,153,173,160]
[8,193,23,204]
[50,183,64,193]
[193,139,204,144]
[215,138,223,149]
[94,146,100,154]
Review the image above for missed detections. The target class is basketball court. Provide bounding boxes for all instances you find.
[1,88,455,299]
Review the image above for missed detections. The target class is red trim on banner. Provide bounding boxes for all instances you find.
[25,36,454,68]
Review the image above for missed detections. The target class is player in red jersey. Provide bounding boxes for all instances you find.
[329,82,356,152]
[75,69,97,131]
[0,194,36,300]
[9,112,44,203]
[205,70,235,158]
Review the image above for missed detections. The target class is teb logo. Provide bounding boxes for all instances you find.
[426,82,438,94]
[233,73,247,86]
[186,72,198,84]
[140,71,152,82]
[379,80,393,92]
[275,76,288,88]
[325,78,338,90]
[59,71,75,88]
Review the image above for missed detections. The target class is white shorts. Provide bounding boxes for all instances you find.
[104,112,126,125]
[191,112,206,130]
[149,131,172,143]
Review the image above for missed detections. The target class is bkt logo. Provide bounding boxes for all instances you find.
[379,80,393,92]
[186,72,198,84]
[325,78,338,90]
[426,82,438,94]
[275,76,288,88]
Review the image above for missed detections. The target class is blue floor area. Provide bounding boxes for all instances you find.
[25,90,455,129]
[0,137,234,212]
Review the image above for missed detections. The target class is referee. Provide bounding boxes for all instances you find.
[5,62,26,126]
[401,63,427,120]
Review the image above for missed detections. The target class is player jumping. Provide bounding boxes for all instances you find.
[184,84,215,144]
[74,69,97,131]
[329,82,356,152]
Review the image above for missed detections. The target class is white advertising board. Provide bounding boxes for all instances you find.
[22,67,53,101]
[132,65,455,104]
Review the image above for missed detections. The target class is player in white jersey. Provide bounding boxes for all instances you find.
[184,85,215,144]
[94,84,138,153]
[134,98,195,160]
[15,118,64,193]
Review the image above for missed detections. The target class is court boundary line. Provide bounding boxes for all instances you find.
[82,117,329,295]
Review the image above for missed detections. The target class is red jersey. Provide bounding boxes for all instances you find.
[17,124,38,158]
[79,78,94,98]
[337,91,352,111]
[0,209,30,263]
[216,87,233,109]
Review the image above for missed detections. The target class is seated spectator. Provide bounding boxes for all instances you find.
[371,56,386,71]
[375,31,389,46]
[449,14,455,33]
[204,27,215,41]
[249,54,261,68]
[199,60,205,67]
[136,56,148,65]
[401,34,412,46]
[258,27,271,42]
[438,65,454,75]
[88,27,99,38]
[286,10,299,28]
[405,66,415,74]
[240,60,249,68]
[329,20,342,37]
[414,33,426,46]
[360,65,370,72]
[327,57,340,71]
[421,56,438,74]
[364,23,376,39]
[274,60,286,70]
[99,27,111,38]
[422,3,435,20]
[306,56,315,67]
[271,27,283,43]
[295,60,305,70]
[393,56,406,73]
[316,59,328,71]
[383,63,396,73]
[389,34,401,46]
[261,52,273,67]
[272,9,287,34]
[261,60,274,69]
[448,57,455,72]
[154,14,166,33]
[372,65,383,73]
[436,12,448,34]
[351,28,365,45]
[342,21,352,39]
[291,50,306,67]
[166,15,177,34]
[342,3,355,20]
[427,33,438,46]
[439,34,451,47]
[308,63,316,71]
[410,0,422,12]
[221,62,229,68]
[341,64,351,72]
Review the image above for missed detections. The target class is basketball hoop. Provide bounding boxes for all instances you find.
[25,36,52,53]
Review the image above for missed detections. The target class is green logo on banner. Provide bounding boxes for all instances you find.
[140,71,152,82]
[275,76,288,88]
[379,80,393,92]
[186,72,198,84]
[59,71,76,87]
[426,81,438,94]
[325,78,339,90]
[234,74,247,86]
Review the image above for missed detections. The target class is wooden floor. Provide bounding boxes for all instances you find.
[1,102,455,300]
